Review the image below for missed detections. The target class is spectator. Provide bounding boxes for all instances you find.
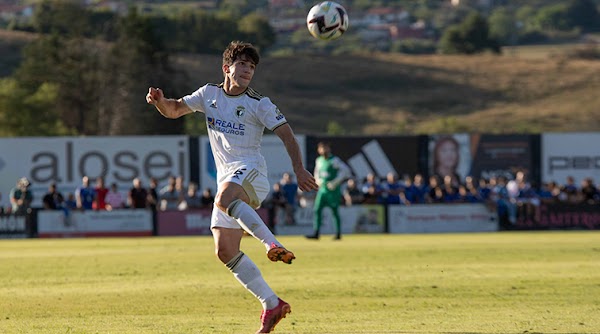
[264,183,287,232]
[580,178,599,204]
[128,178,148,209]
[105,183,126,210]
[562,176,579,203]
[42,182,64,210]
[343,178,364,206]
[280,172,299,225]
[426,175,440,203]
[410,173,428,204]
[9,177,33,215]
[361,173,383,204]
[180,182,202,210]
[159,176,181,211]
[200,187,215,209]
[93,176,109,210]
[63,193,78,211]
[381,172,409,205]
[75,176,95,210]
[147,177,159,212]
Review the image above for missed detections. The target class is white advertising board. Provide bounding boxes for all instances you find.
[388,204,497,234]
[274,204,385,236]
[0,136,189,208]
[38,209,153,238]
[542,133,600,184]
[200,135,306,192]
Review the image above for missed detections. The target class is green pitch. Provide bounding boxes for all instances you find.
[1,232,599,333]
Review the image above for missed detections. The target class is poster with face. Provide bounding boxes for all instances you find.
[428,134,471,183]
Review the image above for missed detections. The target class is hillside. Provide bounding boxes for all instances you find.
[2,28,599,135]
[176,50,600,135]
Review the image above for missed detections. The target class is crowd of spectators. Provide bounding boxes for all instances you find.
[0,175,215,216]
[262,170,600,228]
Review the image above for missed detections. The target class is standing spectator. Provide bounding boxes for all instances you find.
[93,176,109,210]
[200,187,215,209]
[147,177,159,212]
[412,173,428,204]
[128,178,148,209]
[9,177,33,215]
[381,172,409,205]
[105,183,125,210]
[180,182,202,210]
[306,141,351,240]
[75,176,95,210]
[42,182,64,210]
[280,172,299,225]
[580,178,599,204]
[426,175,440,203]
[63,193,77,211]
[562,176,579,203]
[264,183,287,232]
[159,176,181,211]
[343,178,364,206]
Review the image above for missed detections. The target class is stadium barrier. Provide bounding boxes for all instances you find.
[37,209,153,238]
[0,211,32,239]
[388,203,498,234]
[156,208,269,236]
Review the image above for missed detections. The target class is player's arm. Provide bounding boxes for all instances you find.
[328,157,351,190]
[273,124,318,192]
[146,87,193,119]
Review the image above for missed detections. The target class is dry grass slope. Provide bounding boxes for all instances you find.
[179,51,600,135]
[2,29,599,135]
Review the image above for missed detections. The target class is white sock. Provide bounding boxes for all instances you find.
[227,199,280,250]
[225,252,280,310]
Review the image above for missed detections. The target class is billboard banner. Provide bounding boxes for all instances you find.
[306,136,422,182]
[542,133,600,184]
[0,214,28,239]
[388,204,498,234]
[37,209,153,238]
[516,202,600,230]
[199,135,307,193]
[157,208,269,236]
[275,204,386,236]
[468,134,539,183]
[0,136,189,208]
[428,134,472,182]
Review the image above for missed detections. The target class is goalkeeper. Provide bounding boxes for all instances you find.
[306,141,351,240]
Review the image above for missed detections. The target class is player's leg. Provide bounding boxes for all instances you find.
[212,210,292,333]
[307,191,324,239]
[216,168,295,264]
[329,199,342,240]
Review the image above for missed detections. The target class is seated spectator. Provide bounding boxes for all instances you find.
[105,183,126,210]
[42,182,64,210]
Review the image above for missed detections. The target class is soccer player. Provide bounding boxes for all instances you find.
[306,141,351,240]
[146,41,318,333]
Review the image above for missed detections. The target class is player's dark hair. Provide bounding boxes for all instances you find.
[222,41,260,67]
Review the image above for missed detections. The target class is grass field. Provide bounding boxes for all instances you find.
[1,232,599,334]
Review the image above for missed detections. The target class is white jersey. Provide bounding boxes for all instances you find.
[182,83,287,178]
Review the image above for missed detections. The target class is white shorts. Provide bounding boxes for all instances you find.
[211,165,270,229]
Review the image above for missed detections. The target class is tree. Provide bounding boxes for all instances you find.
[238,13,276,51]
[565,0,600,32]
[439,12,500,55]
[488,7,519,46]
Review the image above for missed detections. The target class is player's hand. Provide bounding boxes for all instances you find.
[295,168,318,192]
[146,87,164,105]
[326,182,336,191]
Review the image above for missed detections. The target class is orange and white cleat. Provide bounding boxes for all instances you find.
[267,243,296,264]
[256,298,291,333]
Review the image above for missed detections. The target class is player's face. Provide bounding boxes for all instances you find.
[225,54,256,91]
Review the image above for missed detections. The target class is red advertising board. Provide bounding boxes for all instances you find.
[157,208,270,236]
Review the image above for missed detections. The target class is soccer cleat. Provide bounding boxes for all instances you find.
[256,298,291,333]
[267,243,295,264]
[305,233,319,240]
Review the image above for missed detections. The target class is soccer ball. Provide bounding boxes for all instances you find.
[306,1,349,41]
